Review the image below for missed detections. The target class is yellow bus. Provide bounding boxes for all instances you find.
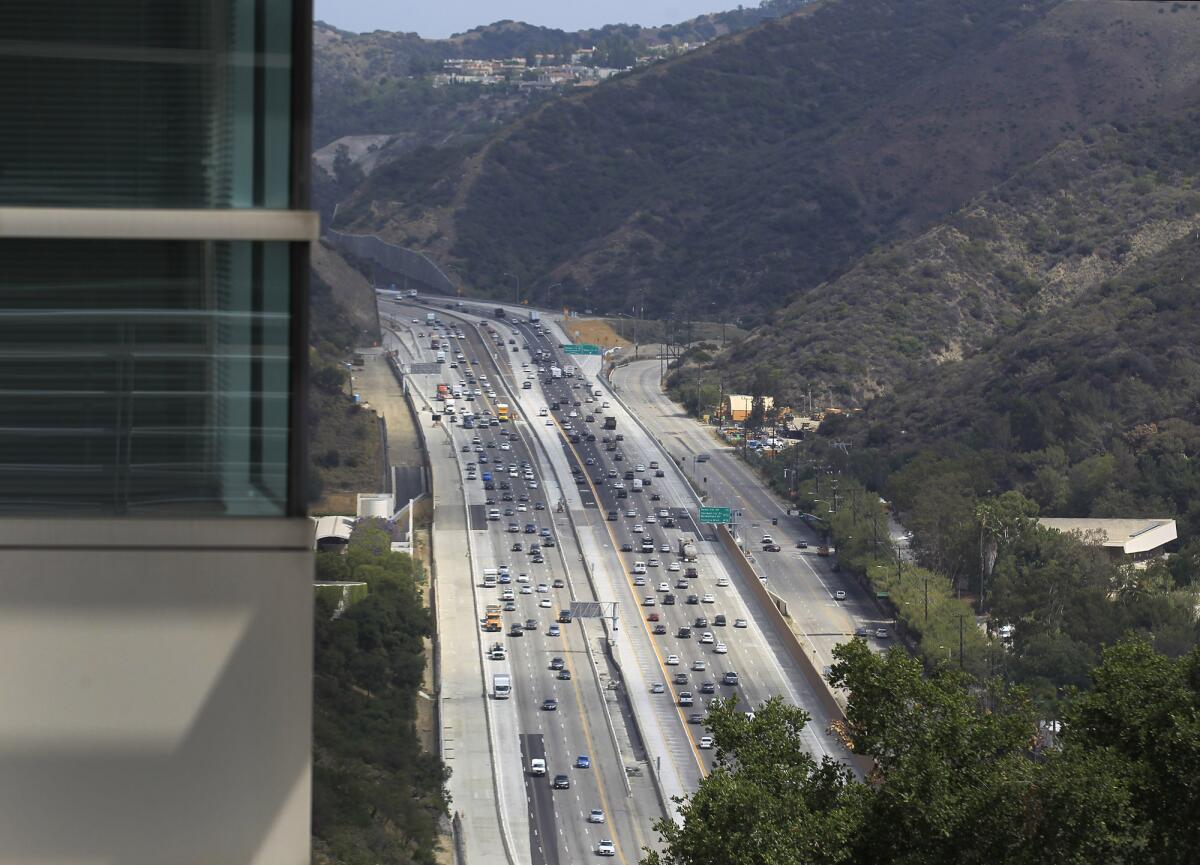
[497,403,510,421]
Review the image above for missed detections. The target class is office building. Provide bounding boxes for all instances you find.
[0,2,316,862]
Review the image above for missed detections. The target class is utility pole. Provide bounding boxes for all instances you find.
[958,614,965,669]
[924,574,929,622]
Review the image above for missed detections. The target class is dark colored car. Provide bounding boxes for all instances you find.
[714,614,727,627]
[652,623,668,635]
[553,774,571,789]
[677,627,692,639]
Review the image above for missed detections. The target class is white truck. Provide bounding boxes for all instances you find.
[425,312,435,325]
[436,351,446,363]
[493,673,511,699]
[550,366,562,379]
[529,310,540,322]
[563,364,576,378]
[678,535,698,562]
[443,398,456,415]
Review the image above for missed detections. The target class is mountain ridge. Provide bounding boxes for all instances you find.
[335,0,1200,336]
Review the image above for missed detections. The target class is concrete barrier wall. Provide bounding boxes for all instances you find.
[329,230,455,295]
[715,525,846,726]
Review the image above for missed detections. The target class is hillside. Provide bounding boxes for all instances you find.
[313,1,813,152]
[334,0,1200,326]
[709,112,1200,405]
[793,113,1200,597]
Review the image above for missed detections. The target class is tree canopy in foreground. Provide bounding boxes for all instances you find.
[644,637,1200,865]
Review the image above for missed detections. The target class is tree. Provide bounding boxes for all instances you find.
[642,696,859,865]
[1062,639,1200,864]
[975,491,1039,610]
[644,637,1156,865]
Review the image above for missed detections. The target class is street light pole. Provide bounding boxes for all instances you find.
[503,271,520,305]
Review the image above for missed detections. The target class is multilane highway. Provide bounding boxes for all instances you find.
[383,295,860,864]
[610,360,906,673]
[381,301,655,865]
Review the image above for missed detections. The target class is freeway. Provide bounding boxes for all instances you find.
[380,301,658,864]
[496,313,853,771]
[610,360,905,672]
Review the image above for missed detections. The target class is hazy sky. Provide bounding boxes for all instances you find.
[314,1,731,38]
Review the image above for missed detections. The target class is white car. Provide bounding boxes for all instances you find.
[529,481,539,489]
[834,590,847,600]
[698,736,714,750]
[645,515,657,524]
[692,659,707,671]
[699,632,715,644]
[714,642,728,654]
[597,840,616,857]
[716,576,729,587]
[665,654,680,665]
[648,558,661,568]
[643,596,656,606]
[517,572,530,583]
[537,583,550,593]
[668,562,681,572]
[520,585,533,594]
[539,598,552,608]
[701,593,715,604]
[632,562,647,575]
[539,407,548,416]
[500,443,511,450]
[545,419,554,426]
[650,682,665,694]
[634,576,646,586]
[517,504,527,512]
[602,401,610,408]
[588,809,605,824]
[658,582,670,593]
[568,410,578,418]
[632,523,644,533]
[734,618,748,628]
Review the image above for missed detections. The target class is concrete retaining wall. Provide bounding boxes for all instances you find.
[715,525,847,726]
[329,230,455,295]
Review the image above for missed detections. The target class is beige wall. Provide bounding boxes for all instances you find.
[0,519,313,865]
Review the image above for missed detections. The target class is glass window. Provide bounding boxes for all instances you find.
[0,1,294,208]
[0,239,293,515]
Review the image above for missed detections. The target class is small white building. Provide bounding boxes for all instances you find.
[311,515,355,553]
[357,492,394,520]
[1036,518,1177,568]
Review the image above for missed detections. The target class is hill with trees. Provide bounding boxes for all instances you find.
[333,0,1200,327]
[312,525,448,865]
[699,109,1200,405]
[313,1,815,151]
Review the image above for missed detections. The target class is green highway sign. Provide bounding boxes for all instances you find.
[699,506,732,524]
[562,343,602,356]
